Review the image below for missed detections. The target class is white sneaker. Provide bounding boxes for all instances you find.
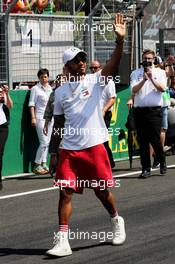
[33,165,47,175]
[46,231,72,257]
[111,216,126,245]
[163,146,171,152]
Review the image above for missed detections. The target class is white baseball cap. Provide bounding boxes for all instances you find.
[156,55,163,64]
[63,47,86,64]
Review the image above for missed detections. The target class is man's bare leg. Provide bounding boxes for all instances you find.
[46,188,73,256]
[94,188,126,245]
[94,189,117,215]
[59,188,73,224]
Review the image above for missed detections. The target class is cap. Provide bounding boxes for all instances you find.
[156,55,163,64]
[63,47,86,65]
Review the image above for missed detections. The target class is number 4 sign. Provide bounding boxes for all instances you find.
[21,20,40,54]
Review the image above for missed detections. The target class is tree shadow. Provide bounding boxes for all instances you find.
[112,167,140,172]
[17,175,52,180]
[45,242,113,259]
[0,248,46,257]
[0,242,112,259]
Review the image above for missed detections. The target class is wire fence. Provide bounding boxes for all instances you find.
[142,0,175,61]
[0,12,134,88]
[0,14,7,83]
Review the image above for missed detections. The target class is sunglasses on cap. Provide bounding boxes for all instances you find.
[71,55,87,64]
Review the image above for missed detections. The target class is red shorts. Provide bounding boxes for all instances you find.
[54,144,114,193]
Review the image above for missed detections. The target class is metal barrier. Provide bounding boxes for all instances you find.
[159,28,175,60]
[0,11,135,176]
[7,14,92,86]
[0,13,134,88]
[0,14,7,83]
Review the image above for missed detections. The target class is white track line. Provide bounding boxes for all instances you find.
[113,164,175,178]
[0,186,59,200]
[2,173,35,180]
[0,164,175,200]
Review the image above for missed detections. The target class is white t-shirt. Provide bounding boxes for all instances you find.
[28,82,52,119]
[130,67,167,107]
[100,80,116,112]
[0,104,7,125]
[54,73,109,150]
[0,94,7,125]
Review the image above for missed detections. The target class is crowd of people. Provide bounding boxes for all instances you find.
[2,0,61,14]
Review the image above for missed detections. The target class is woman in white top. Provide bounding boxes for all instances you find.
[28,68,53,174]
[0,85,13,190]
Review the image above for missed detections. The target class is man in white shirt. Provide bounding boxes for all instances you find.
[130,49,167,178]
[90,60,116,168]
[46,13,126,257]
[0,85,13,190]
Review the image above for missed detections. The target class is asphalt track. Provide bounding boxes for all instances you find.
[0,155,175,264]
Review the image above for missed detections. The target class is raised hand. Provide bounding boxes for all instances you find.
[113,13,126,40]
[2,85,9,94]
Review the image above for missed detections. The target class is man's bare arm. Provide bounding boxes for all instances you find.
[50,115,65,154]
[101,14,126,79]
[103,97,116,116]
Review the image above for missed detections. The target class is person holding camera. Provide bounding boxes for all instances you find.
[0,85,13,190]
[130,49,167,178]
